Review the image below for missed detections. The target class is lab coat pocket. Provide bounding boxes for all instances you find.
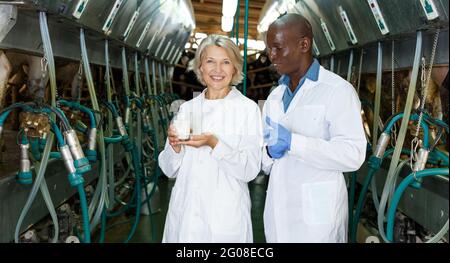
[301,181,337,225]
[292,105,325,137]
[211,189,242,235]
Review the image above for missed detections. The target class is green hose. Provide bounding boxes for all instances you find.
[99,207,107,243]
[77,184,91,243]
[352,148,411,242]
[377,158,410,242]
[124,142,142,243]
[386,168,449,242]
[242,0,249,96]
[351,168,376,242]
[348,171,357,232]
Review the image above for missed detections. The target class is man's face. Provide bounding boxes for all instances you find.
[266,25,302,76]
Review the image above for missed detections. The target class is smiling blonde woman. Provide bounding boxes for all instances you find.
[158,34,263,243]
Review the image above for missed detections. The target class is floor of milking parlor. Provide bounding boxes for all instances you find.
[94,175,268,243]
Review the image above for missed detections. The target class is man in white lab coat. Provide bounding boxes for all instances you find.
[262,13,367,242]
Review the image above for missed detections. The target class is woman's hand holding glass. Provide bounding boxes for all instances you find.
[178,133,218,149]
[168,124,182,153]
[168,125,218,151]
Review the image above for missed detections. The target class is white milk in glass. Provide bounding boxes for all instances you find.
[173,112,190,141]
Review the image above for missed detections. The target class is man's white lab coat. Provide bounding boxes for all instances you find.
[262,66,366,242]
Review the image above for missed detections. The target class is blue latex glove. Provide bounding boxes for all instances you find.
[264,116,292,159]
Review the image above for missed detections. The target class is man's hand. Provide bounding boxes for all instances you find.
[167,124,182,153]
[264,116,292,159]
[179,133,218,149]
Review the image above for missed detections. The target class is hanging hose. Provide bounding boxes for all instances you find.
[413,29,440,143]
[346,49,354,82]
[80,28,107,234]
[122,47,132,126]
[77,183,91,243]
[351,112,430,242]
[144,57,160,241]
[381,30,423,238]
[141,57,159,241]
[124,141,142,243]
[385,168,449,242]
[14,12,60,243]
[134,52,154,239]
[58,100,96,129]
[39,12,56,106]
[372,42,383,154]
[144,57,153,96]
[38,12,59,155]
[356,49,364,96]
[93,47,148,243]
[377,158,410,242]
[158,63,165,95]
[104,40,116,212]
[242,0,249,96]
[235,0,240,43]
[14,131,55,243]
[348,171,357,233]
[151,60,158,96]
[99,206,107,243]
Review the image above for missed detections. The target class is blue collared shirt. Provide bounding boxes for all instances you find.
[280,58,320,112]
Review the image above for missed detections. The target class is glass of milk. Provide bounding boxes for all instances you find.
[172,111,191,141]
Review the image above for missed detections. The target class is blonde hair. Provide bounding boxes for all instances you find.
[188,34,244,86]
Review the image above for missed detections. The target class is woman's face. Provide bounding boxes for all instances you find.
[200,45,235,91]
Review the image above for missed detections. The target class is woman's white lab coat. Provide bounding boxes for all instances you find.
[262,66,367,242]
[159,87,263,243]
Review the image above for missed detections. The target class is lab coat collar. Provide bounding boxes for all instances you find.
[283,65,323,115]
[200,86,240,101]
[278,58,320,88]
